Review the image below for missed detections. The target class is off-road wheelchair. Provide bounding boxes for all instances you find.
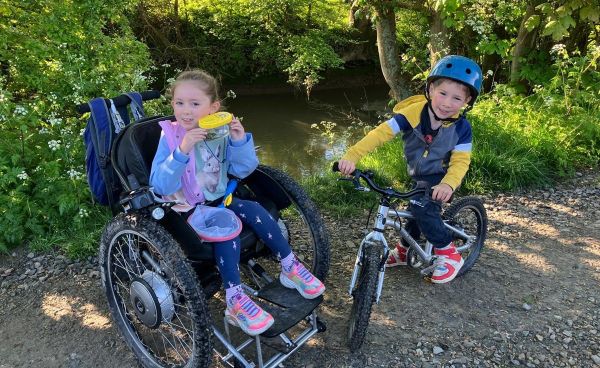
[77,91,330,368]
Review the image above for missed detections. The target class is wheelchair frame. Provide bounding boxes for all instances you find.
[93,106,329,368]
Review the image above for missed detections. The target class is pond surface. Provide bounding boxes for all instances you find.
[227,85,391,178]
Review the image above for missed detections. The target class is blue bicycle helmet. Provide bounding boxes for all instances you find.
[426,55,482,104]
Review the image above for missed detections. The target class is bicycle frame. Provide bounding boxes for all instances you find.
[348,199,477,304]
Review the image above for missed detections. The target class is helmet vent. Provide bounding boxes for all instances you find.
[466,68,472,74]
[446,63,453,68]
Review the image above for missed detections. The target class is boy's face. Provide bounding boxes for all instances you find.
[171,81,220,131]
[428,80,471,119]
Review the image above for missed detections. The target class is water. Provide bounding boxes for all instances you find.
[226,85,391,178]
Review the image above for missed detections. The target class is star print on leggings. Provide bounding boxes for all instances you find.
[232,240,237,249]
[239,213,246,218]
[256,216,262,224]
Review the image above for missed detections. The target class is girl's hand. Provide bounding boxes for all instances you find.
[229,116,245,141]
[337,159,356,176]
[432,183,454,203]
[179,128,208,154]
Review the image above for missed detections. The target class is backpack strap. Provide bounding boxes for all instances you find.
[108,99,127,134]
[125,92,146,121]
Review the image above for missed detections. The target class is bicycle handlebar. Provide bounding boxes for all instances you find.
[332,161,427,199]
[75,90,161,115]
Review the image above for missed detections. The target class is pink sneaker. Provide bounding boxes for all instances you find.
[225,294,274,336]
[431,242,464,284]
[385,243,408,267]
[280,261,325,299]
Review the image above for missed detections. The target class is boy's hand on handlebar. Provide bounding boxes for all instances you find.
[179,128,208,154]
[337,159,356,176]
[432,183,453,203]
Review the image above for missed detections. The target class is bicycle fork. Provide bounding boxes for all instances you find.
[348,205,390,304]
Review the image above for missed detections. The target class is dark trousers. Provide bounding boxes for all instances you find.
[405,194,452,248]
[213,198,292,289]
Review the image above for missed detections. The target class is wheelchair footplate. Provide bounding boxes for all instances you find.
[214,280,326,368]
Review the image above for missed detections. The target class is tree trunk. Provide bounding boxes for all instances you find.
[428,9,449,67]
[372,2,405,100]
[510,3,539,86]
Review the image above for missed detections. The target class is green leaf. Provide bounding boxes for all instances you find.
[525,14,541,32]
[580,5,600,22]
[559,15,576,29]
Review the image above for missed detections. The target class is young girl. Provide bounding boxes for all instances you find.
[149,70,325,336]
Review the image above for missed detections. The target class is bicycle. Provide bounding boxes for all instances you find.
[333,162,488,350]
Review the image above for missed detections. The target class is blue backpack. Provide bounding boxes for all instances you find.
[83,93,146,207]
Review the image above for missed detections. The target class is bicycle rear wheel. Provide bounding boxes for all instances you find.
[347,242,382,351]
[443,196,488,276]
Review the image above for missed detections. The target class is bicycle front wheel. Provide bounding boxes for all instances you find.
[347,243,383,351]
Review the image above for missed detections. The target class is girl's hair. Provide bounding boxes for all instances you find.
[167,69,220,102]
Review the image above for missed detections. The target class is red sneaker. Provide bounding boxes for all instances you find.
[385,243,408,267]
[431,242,464,284]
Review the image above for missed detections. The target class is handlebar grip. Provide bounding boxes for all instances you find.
[75,90,161,115]
[332,161,357,176]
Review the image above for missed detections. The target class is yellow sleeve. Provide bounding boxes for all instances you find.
[341,122,396,163]
[440,151,471,190]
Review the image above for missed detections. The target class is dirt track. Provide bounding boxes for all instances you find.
[1,172,599,368]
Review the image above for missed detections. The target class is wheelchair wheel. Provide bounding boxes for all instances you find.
[347,242,382,351]
[99,213,212,368]
[253,165,330,282]
[443,196,488,276]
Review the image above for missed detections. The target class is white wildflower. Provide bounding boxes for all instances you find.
[49,117,62,126]
[550,44,566,55]
[48,140,61,151]
[17,170,29,180]
[39,127,50,134]
[14,105,27,115]
[487,70,494,76]
[67,168,82,180]
[225,90,237,99]
[78,208,89,218]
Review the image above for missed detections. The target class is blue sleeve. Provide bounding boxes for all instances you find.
[387,114,411,134]
[227,133,259,179]
[149,134,188,195]
[454,118,473,152]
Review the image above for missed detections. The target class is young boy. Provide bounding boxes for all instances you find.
[337,55,482,284]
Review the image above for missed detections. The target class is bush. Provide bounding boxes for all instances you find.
[0,0,151,254]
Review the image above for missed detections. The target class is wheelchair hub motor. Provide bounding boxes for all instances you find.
[129,270,175,328]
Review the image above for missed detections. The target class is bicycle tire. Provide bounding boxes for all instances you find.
[347,242,382,351]
[443,196,488,276]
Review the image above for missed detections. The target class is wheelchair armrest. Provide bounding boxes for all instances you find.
[120,186,172,212]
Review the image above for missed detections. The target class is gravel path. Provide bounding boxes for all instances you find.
[1,172,599,368]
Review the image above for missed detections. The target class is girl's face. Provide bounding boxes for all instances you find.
[171,81,220,131]
[428,80,471,119]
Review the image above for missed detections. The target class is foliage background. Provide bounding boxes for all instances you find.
[0,0,598,254]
